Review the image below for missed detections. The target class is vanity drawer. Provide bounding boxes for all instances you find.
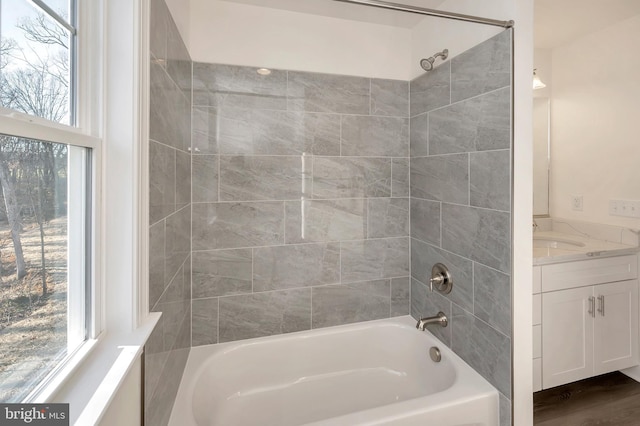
[541,255,638,292]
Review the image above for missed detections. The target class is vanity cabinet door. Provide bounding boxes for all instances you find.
[542,286,594,389]
[593,280,639,374]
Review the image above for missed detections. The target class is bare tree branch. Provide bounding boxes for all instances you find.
[16,14,68,50]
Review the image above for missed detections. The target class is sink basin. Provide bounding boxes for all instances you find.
[533,236,586,249]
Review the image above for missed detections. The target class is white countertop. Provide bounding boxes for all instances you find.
[533,230,639,265]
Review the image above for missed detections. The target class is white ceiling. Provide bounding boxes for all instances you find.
[535,0,640,49]
[218,0,447,28]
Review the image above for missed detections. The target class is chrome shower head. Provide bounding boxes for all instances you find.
[420,49,449,72]
[420,57,436,71]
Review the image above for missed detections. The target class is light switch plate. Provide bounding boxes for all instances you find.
[610,200,640,218]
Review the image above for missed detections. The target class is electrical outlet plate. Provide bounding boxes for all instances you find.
[609,200,640,218]
[571,195,583,211]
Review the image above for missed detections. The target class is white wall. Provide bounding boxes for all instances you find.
[165,0,191,48]
[550,13,640,228]
[188,0,412,80]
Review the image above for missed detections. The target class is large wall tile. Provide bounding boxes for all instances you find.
[368,198,410,238]
[287,71,370,114]
[411,238,474,313]
[192,63,287,109]
[341,116,409,157]
[474,263,511,336]
[410,113,428,157]
[176,150,191,207]
[429,87,511,155]
[194,108,341,156]
[312,157,391,199]
[145,347,189,426]
[410,278,452,346]
[191,107,219,155]
[144,316,167,407]
[218,289,311,342]
[470,150,511,211]
[149,220,166,309]
[410,198,441,246]
[150,61,190,152]
[149,141,175,224]
[165,206,191,287]
[452,305,511,397]
[391,277,410,316]
[451,31,511,103]
[341,237,409,282]
[370,79,409,117]
[192,298,219,347]
[410,154,469,204]
[410,62,450,116]
[441,204,511,273]
[192,249,252,298]
[312,280,390,328]
[219,155,310,201]
[192,155,218,203]
[500,394,512,426]
[285,199,366,243]
[192,202,284,250]
[392,158,410,197]
[253,243,340,291]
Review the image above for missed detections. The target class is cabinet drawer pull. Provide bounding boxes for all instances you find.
[597,295,605,316]
[588,296,595,317]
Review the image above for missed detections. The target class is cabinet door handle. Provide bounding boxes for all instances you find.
[588,296,595,318]
[598,295,605,316]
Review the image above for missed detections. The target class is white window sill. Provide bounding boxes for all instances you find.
[45,313,161,425]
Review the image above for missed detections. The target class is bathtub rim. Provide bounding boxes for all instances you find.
[169,315,499,426]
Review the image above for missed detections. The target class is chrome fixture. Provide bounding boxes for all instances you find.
[420,49,449,72]
[533,69,546,90]
[331,0,514,28]
[416,312,448,331]
[429,346,442,363]
[430,263,453,294]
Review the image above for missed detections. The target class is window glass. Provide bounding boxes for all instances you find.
[0,135,88,402]
[0,0,74,125]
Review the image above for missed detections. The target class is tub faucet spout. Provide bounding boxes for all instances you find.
[416,312,448,331]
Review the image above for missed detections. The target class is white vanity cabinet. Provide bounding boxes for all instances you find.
[533,254,639,391]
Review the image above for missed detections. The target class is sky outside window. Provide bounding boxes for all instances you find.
[0,0,73,125]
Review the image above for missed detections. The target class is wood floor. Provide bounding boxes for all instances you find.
[534,372,640,426]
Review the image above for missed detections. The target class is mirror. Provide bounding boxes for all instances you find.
[533,98,549,216]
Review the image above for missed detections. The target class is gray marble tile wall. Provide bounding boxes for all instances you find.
[191,63,411,346]
[409,30,513,426]
[146,0,192,424]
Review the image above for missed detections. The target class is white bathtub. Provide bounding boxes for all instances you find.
[169,316,499,426]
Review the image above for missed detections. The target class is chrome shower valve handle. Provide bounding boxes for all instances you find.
[430,263,453,294]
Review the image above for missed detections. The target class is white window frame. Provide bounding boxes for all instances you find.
[0,0,104,402]
[1,0,157,419]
